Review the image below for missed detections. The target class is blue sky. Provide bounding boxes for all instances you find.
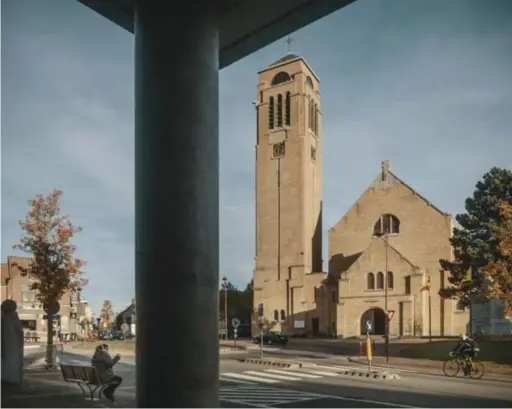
[2,0,511,314]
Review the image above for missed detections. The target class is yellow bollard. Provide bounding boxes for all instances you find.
[366,335,372,372]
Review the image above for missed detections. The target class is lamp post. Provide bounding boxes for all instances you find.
[376,228,390,363]
[384,230,390,362]
[222,277,228,340]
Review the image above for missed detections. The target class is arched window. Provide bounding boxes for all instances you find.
[274,309,279,321]
[367,273,375,290]
[271,71,291,86]
[377,272,384,289]
[387,271,394,289]
[373,214,401,236]
[280,309,286,321]
[285,92,291,126]
[306,76,314,88]
[277,94,283,127]
[307,99,312,129]
[268,96,275,129]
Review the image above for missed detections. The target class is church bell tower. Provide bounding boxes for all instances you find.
[253,52,323,334]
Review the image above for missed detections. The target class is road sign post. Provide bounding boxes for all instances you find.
[365,320,373,372]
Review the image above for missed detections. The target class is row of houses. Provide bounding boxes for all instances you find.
[1,256,93,341]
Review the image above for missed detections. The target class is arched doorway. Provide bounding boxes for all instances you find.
[360,307,386,335]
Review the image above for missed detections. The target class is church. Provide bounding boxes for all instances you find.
[251,53,469,338]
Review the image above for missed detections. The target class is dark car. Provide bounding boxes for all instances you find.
[99,330,125,341]
[253,331,288,346]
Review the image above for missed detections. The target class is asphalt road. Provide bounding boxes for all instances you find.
[20,347,512,408]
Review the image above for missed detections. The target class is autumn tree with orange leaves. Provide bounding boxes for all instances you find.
[100,300,115,330]
[484,200,512,316]
[13,189,87,367]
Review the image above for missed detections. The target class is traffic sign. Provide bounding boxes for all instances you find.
[231,318,240,328]
[386,310,395,321]
[233,328,238,339]
[365,320,373,332]
[43,301,60,315]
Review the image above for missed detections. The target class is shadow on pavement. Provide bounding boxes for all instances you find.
[255,378,512,408]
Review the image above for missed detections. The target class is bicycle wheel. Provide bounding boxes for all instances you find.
[443,359,460,377]
[469,361,485,380]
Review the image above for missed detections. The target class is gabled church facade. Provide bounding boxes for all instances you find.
[252,53,469,337]
[325,161,469,337]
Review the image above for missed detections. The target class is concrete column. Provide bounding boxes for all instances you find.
[134,1,219,407]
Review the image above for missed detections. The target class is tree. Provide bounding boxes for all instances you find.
[439,167,512,306]
[13,189,86,367]
[100,300,115,330]
[483,200,512,316]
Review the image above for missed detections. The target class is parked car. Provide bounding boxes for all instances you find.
[99,330,125,341]
[253,331,288,346]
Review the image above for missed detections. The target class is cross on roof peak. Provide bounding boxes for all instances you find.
[286,36,293,53]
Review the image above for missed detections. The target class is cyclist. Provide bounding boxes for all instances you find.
[451,333,478,375]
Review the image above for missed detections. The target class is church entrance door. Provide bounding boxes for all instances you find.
[360,307,386,335]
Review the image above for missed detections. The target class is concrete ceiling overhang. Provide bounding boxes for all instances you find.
[77,0,357,69]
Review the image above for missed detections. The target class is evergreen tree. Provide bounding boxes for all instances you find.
[439,167,512,306]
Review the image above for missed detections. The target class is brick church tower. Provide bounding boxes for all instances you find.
[252,53,324,335]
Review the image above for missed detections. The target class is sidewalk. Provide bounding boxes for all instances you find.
[1,377,128,408]
[348,356,512,380]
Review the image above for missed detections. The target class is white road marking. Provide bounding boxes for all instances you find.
[265,369,322,378]
[219,376,255,385]
[221,372,279,383]
[308,370,340,376]
[244,370,302,381]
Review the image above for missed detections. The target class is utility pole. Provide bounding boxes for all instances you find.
[384,230,389,363]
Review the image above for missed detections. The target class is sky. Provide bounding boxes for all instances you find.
[2,0,511,315]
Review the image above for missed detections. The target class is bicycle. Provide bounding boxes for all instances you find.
[442,349,485,379]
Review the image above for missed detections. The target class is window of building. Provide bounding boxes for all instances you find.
[21,320,36,330]
[311,146,316,161]
[280,309,286,321]
[377,272,384,289]
[309,98,314,130]
[313,103,319,134]
[306,76,314,88]
[285,92,291,126]
[405,276,411,294]
[271,71,291,86]
[387,271,394,289]
[367,273,375,290]
[21,290,36,304]
[277,94,283,127]
[274,309,279,321]
[268,96,275,129]
[373,214,400,236]
[273,142,285,158]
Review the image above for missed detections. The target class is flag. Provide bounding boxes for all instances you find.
[420,277,431,292]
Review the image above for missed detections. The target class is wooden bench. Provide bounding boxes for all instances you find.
[60,364,116,401]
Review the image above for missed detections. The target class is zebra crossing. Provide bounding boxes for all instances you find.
[220,363,409,385]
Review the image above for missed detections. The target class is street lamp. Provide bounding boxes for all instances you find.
[375,228,390,363]
[222,276,229,340]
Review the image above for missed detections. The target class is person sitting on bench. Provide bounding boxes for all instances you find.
[91,344,122,401]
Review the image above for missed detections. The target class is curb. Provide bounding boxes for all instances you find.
[338,369,401,380]
[242,358,300,368]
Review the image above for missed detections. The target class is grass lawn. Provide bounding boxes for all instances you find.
[399,339,512,365]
